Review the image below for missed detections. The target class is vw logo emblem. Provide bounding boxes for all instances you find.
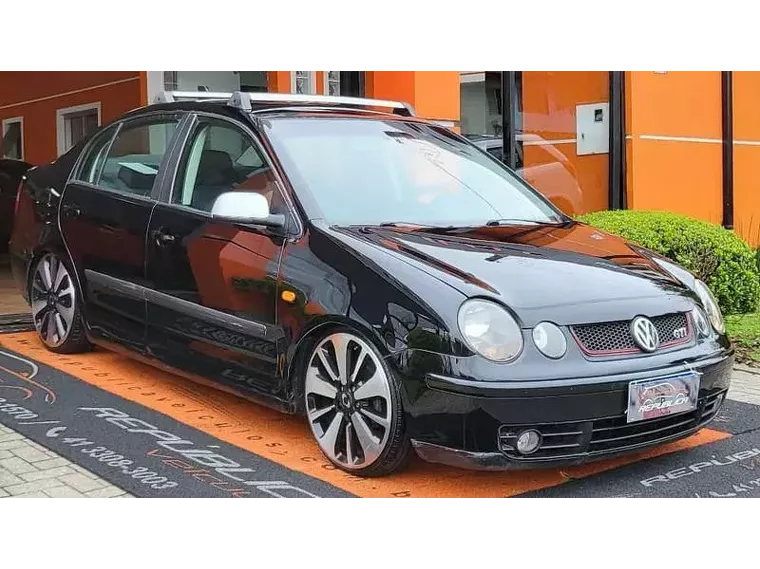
[630,316,660,352]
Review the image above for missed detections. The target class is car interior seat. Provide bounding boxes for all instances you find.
[191,149,238,211]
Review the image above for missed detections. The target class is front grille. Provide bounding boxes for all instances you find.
[497,390,725,462]
[571,312,692,357]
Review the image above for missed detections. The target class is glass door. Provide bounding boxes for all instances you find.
[459,71,611,217]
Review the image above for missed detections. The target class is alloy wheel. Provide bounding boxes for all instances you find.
[30,254,76,348]
[305,332,393,470]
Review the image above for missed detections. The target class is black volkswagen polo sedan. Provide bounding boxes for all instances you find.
[5,91,732,476]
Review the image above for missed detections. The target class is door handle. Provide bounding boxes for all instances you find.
[61,203,81,218]
[154,229,176,247]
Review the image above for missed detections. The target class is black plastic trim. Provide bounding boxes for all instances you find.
[721,71,734,229]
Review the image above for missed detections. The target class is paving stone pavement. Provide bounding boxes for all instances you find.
[0,423,133,499]
[728,365,760,406]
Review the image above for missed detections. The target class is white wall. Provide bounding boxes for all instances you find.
[460,82,488,135]
[145,71,164,103]
[460,78,505,136]
[176,71,241,93]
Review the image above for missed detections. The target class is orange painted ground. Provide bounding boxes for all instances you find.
[0,332,731,498]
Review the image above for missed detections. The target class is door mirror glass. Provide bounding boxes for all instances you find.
[210,192,285,228]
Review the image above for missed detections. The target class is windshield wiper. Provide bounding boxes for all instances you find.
[485,217,564,226]
[374,222,469,234]
[377,222,438,228]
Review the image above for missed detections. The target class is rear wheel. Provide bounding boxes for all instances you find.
[303,329,411,477]
[29,253,89,354]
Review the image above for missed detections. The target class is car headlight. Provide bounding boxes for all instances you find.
[694,279,725,334]
[691,306,711,338]
[532,322,567,359]
[457,299,523,362]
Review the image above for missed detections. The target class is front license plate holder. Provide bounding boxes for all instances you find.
[626,371,700,423]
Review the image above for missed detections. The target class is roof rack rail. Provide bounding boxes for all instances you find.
[154,90,416,117]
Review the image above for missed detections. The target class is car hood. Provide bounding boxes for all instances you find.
[325,221,697,327]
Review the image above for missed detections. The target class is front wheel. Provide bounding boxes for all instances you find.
[303,330,411,477]
[29,253,90,354]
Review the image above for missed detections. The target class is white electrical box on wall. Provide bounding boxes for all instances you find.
[576,102,609,155]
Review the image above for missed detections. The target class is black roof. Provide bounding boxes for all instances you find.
[122,100,246,121]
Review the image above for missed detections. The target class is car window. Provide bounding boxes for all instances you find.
[73,125,118,185]
[173,119,285,214]
[264,117,561,227]
[93,119,180,197]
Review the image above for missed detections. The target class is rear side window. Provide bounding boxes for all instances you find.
[74,125,118,185]
[97,120,180,196]
[73,117,180,197]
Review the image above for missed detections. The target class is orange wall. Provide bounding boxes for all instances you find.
[366,71,460,121]
[521,71,610,215]
[267,71,291,94]
[626,71,723,224]
[731,72,760,245]
[0,71,142,165]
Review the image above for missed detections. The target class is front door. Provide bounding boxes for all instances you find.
[59,113,185,353]
[144,115,289,399]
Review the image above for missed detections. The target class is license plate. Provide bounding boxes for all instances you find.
[626,371,700,423]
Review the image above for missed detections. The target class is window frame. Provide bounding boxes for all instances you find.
[68,111,188,203]
[324,72,340,96]
[162,112,303,238]
[1,116,24,160]
[56,102,102,157]
[290,71,317,95]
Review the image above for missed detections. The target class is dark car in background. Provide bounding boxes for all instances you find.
[0,158,32,254]
[5,91,733,476]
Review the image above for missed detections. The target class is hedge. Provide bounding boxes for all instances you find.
[577,210,760,315]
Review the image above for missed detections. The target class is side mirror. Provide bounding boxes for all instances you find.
[210,192,287,230]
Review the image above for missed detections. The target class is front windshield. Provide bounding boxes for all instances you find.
[264,116,563,227]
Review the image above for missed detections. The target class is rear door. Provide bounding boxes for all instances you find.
[144,114,291,398]
[60,112,186,353]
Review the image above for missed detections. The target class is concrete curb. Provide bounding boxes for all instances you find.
[735,364,760,376]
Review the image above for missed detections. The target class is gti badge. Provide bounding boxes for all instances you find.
[672,326,688,340]
[631,316,660,352]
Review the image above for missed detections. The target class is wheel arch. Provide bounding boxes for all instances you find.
[25,242,80,301]
[284,315,398,414]
[26,244,91,345]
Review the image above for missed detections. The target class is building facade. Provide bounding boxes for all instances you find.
[2,71,758,244]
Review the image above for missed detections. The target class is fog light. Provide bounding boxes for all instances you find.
[516,429,542,455]
[532,322,567,359]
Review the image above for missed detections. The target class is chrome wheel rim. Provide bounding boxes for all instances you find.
[30,254,76,348]
[305,333,392,470]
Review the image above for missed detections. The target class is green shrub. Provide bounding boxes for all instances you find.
[577,210,760,315]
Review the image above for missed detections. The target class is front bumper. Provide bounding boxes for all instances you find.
[405,349,733,471]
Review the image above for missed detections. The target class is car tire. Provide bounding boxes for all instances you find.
[302,327,411,477]
[28,252,90,354]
